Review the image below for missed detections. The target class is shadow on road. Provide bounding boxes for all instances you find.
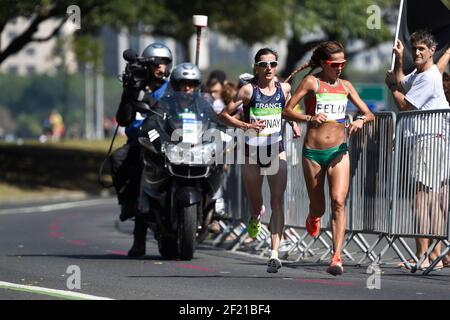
[8,253,164,261]
[127,275,295,279]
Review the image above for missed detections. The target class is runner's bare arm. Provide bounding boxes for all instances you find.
[281,82,301,137]
[343,80,375,122]
[282,75,317,122]
[281,82,291,101]
[219,84,264,131]
[342,80,375,134]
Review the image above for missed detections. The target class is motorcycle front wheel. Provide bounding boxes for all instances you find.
[178,204,197,260]
[158,235,177,259]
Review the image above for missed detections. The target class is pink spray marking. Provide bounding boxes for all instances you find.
[49,232,63,238]
[176,263,215,272]
[48,221,63,238]
[109,250,128,256]
[68,240,87,247]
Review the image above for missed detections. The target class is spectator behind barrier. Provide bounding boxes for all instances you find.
[207,70,228,114]
[386,30,449,270]
[438,46,450,267]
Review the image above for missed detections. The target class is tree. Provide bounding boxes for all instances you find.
[0,0,288,66]
[0,106,16,136]
[129,0,288,62]
[280,0,396,79]
[0,0,397,77]
[0,0,164,65]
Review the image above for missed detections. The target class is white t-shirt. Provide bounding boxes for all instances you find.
[212,99,226,114]
[401,64,448,110]
[401,64,449,140]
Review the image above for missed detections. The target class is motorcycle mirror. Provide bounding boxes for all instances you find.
[133,101,152,114]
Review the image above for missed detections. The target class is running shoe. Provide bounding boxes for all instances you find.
[306,214,321,238]
[267,256,282,273]
[247,215,261,239]
[327,254,344,276]
[247,206,265,239]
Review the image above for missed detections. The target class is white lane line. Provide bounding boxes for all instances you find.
[0,281,114,300]
[0,198,115,215]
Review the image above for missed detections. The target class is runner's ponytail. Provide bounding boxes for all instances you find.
[284,62,312,83]
[284,41,344,83]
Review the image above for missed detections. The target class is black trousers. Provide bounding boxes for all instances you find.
[111,144,142,205]
[111,144,147,239]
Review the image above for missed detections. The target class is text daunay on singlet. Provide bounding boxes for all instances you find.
[250,118,282,128]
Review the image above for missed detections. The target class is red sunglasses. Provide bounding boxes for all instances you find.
[324,60,346,68]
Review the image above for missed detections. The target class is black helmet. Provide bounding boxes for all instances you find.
[170,63,201,90]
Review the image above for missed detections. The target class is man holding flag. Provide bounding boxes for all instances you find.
[395,0,450,74]
[386,31,447,111]
[385,1,450,271]
[386,25,449,269]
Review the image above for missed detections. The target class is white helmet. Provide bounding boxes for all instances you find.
[141,43,172,64]
[170,63,201,90]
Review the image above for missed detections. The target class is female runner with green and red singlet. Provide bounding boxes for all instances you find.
[283,41,374,276]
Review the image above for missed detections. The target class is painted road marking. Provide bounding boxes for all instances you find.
[0,281,114,300]
[108,250,127,256]
[0,198,115,215]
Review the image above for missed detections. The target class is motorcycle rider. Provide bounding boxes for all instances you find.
[147,62,217,135]
[114,43,172,257]
[138,62,225,254]
[169,62,201,93]
[167,63,203,106]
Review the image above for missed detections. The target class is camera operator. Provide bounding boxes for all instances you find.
[114,43,172,257]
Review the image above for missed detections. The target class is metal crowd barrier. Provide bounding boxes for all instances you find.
[212,163,249,249]
[348,112,402,266]
[214,110,450,276]
[389,110,450,275]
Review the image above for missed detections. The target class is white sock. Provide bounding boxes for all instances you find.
[270,250,278,260]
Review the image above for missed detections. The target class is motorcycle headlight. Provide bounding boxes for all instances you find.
[164,143,216,165]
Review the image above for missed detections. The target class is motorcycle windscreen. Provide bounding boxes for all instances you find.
[156,91,219,144]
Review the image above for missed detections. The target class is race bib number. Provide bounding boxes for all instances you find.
[249,107,282,137]
[182,112,201,144]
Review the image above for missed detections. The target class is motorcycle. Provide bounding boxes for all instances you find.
[136,90,231,260]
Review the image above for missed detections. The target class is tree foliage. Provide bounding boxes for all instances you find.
[280,0,397,78]
[0,0,289,65]
[0,72,121,138]
[0,0,163,65]
[119,0,288,61]
[0,0,397,70]
[0,0,401,138]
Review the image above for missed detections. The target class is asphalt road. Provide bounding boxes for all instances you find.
[0,197,449,302]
